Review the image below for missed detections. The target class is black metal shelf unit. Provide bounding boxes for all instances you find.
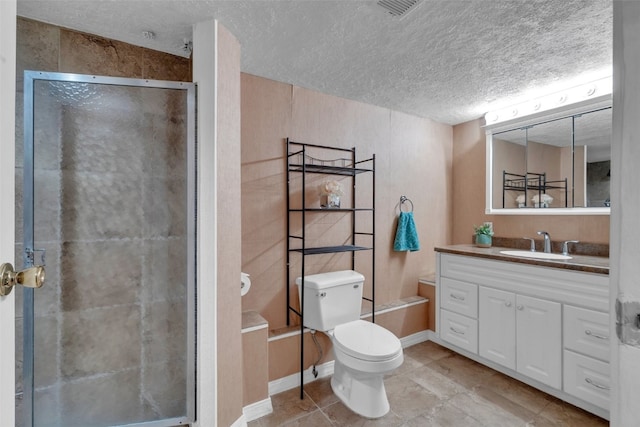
[502,170,568,208]
[286,138,375,399]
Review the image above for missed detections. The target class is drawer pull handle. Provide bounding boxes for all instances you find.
[450,326,465,335]
[505,301,512,307]
[585,378,610,391]
[516,305,524,311]
[585,330,608,341]
[450,293,465,301]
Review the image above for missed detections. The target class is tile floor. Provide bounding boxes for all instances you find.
[249,341,608,426]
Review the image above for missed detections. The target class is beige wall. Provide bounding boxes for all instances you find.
[214,24,243,426]
[241,73,453,331]
[574,146,587,207]
[453,119,610,244]
[492,138,526,208]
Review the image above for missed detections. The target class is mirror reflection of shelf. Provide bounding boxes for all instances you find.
[502,171,567,208]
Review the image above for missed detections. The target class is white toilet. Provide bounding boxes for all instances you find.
[296,270,403,418]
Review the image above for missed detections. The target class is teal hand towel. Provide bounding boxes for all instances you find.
[393,211,420,252]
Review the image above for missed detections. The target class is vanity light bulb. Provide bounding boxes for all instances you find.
[486,112,499,122]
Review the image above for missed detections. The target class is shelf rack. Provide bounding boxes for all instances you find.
[503,171,568,208]
[286,138,375,399]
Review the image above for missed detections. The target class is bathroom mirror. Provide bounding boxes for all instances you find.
[486,106,611,215]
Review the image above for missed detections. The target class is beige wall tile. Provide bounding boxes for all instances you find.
[60,240,141,311]
[142,300,187,364]
[61,305,141,380]
[143,360,188,418]
[16,18,59,87]
[60,370,143,425]
[142,48,191,82]
[59,29,144,77]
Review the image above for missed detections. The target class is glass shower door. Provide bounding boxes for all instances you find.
[17,72,196,427]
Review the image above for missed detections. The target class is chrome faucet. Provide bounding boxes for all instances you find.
[562,240,580,256]
[522,237,536,251]
[537,231,552,253]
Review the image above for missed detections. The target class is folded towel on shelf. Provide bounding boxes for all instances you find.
[393,211,420,252]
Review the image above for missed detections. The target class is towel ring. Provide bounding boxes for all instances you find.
[400,195,414,212]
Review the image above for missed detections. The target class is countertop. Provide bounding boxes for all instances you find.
[434,244,609,275]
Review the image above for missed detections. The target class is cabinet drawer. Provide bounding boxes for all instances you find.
[440,309,478,354]
[564,305,610,362]
[564,350,610,411]
[441,277,478,318]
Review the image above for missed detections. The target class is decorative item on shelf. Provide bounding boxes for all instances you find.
[532,193,553,208]
[318,179,344,208]
[516,194,526,208]
[474,223,494,248]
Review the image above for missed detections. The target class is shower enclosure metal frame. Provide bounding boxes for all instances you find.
[22,71,197,427]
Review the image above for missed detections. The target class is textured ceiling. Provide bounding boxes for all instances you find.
[17,0,613,125]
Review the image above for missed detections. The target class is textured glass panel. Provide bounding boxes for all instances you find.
[21,79,189,427]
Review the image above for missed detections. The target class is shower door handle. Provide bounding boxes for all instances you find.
[0,263,45,296]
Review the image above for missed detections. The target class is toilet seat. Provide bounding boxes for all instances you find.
[333,320,402,362]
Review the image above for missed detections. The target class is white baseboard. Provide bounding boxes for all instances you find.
[230,413,247,427]
[399,329,432,348]
[243,397,273,422]
[268,360,335,396]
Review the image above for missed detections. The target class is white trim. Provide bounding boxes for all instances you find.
[242,397,274,422]
[0,1,17,425]
[268,360,335,396]
[193,19,218,427]
[399,330,432,348]
[229,414,247,427]
[361,298,429,318]
[485,207,611,216]
[241,323,268,334]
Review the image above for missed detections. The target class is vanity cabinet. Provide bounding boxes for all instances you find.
[436,252,610,419]
[479,287,561,388]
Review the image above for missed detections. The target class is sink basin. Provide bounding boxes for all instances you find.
[499,250,572,260]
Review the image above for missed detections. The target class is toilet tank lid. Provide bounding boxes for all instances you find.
[295,270,364,290]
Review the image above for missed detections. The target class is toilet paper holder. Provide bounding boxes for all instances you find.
[241,272,251,296]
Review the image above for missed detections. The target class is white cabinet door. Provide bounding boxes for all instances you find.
[479,287,516,370]
[516,294,562,389]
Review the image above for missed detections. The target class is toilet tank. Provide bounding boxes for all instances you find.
[296,270,365,331]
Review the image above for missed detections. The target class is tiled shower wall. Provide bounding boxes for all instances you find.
[15,18,192,426]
